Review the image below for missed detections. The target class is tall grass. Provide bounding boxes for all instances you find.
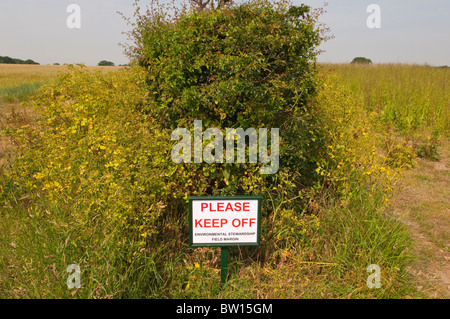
[0,64,65,88]
[326,64,449,138]
[0,82,46,103]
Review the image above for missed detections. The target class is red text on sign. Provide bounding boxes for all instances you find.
[200,202,250,212]
[194,218,256,228]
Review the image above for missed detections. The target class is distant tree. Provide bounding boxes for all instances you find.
[351,57,372,64]
[98,60,115,66]
[53,63,60,65]
[0,56,39,64]
[24,59,39,65]
[0,56,16,64]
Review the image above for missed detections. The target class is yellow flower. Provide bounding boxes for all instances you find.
[32,172,45,180]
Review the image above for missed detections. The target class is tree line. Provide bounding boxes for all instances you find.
[0,55,39,65]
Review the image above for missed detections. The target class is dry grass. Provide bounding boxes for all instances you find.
[0,103,37,168]
[0,64,125,88]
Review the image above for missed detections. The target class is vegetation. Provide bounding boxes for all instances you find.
[0,0,448,298]
[98,60,115,66]
[128,0,327,203]
[0,56,39,65]
[351,57,372,65]
[0,64,122,103]
[330,63,449,160]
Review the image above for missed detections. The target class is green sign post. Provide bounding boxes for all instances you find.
[221,246,229,284]
[188,196,262,283]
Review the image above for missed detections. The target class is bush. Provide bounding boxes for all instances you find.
[98,60,115,66]
[350,57,372,64]
[128,0,326,196]
[0,65,176,297]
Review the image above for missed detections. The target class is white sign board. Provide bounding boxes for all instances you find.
[189,196,261,247]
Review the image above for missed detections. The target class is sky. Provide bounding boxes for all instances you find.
[0,0,449,66]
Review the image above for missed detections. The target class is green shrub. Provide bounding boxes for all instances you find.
[351,57,372,64]
[128,0,327,196]
[0,65,176,297]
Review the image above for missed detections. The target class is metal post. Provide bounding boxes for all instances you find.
[221,246,228,284]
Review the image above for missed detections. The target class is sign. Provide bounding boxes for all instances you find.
[189,196,261,247]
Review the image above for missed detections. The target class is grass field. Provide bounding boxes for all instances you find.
[0,64,123,167]
[328,63,449,138]
[0,63,448,299]
[0,64,124,103]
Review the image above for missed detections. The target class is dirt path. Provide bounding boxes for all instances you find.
[391,139,450,298]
